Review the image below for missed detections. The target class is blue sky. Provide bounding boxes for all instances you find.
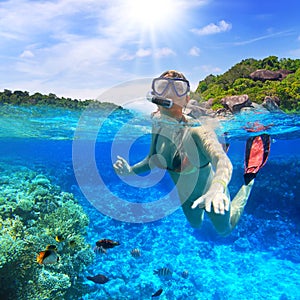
[1,0,300,100]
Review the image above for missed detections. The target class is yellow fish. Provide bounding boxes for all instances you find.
[55,235,65,242]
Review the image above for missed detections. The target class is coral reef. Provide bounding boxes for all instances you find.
[0,164,94,300]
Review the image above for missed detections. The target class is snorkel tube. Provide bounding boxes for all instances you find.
[146,92,173,109]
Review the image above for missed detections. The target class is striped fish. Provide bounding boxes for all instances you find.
[153,267,173,277]
[130,248,141,258]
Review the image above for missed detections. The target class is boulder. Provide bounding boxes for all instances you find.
[250,69,282,81]
[220,94,252,113]
[277,69,293,79]
[262,96,282,112]
[184,99,207,118]
[249,69,293,82]
[187,94,282,119]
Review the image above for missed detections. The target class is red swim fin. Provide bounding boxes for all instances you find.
[244,134,271,185]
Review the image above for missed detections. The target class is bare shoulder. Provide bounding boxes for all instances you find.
[189,124,217,140]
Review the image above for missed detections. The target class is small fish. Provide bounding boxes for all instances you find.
[152,288,163,298]
[181,270,189,279]
[96,239,120,249]
[130,248,141,258]
[93,245,107,254]
[37,249,59,265]
[153,267,173,277]
[86,274,109,284]
[68,240,76,248]
[55,235,65,242]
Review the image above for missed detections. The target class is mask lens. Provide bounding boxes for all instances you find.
[173,80,189,97]
[153,78,169,95]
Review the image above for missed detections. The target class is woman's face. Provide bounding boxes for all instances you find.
[159,76,189,109]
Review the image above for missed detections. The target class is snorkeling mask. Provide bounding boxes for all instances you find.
[151,77,190,98]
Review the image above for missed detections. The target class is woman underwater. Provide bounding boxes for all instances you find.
[113,70,267,236]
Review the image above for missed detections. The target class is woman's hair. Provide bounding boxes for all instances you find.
[159,70,188,81]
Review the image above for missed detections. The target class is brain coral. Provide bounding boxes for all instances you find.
[0,164,94,300]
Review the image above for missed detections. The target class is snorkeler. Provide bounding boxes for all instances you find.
[113,70,268,236]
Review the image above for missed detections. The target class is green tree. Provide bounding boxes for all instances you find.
[260,56,280,70]
[194,56,300,112]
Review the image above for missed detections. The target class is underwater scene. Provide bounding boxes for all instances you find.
[1,103,300,300]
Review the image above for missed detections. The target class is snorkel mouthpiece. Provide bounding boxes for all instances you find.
[147,92,173,109]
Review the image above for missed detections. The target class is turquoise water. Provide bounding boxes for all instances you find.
[1,104,300,299]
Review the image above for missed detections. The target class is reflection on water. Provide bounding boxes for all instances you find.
[1,104,300,141]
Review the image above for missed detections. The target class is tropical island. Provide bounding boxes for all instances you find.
[192,55,300,113]
[0,90,120,110]
[1,56,300,113]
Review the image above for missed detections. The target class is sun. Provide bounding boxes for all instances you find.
[127,0,178,30]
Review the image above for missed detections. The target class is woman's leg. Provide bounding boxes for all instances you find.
[229,179,254,229]
[181,201,205,228]
[207,208,231,236]
[207,180,254,236]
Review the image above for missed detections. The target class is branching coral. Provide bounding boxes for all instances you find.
[0,165,94,300]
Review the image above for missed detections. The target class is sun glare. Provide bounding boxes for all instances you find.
[127,0,178,30]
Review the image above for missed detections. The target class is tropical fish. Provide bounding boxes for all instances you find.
[68,240,76,248]
[37,249,59,265]
[130,248,141,258]
[181,270,189,279]
[55,235,65,242]
[96,239,120,249]
[86,274,109,284]
[93,245,107,254]
[152,288,163,298]
[153,267,173,277]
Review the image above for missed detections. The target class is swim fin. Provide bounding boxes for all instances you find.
[244,134,271,185]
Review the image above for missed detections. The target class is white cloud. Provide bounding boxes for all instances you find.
[201,65,222,73]
[189,46,201,56]
[20,50,34,58]
[154,47,176,58]
[119,53,135,61]
[119,47,175,61]
[191,20,232,35]
[176,0,210,9]
[233,30,293,46]
[136,48,152,58]
[0,0,208,99]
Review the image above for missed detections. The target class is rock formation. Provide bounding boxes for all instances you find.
[249,69,293,81]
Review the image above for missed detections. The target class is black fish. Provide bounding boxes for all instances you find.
[86,274,109,284]
[152,288,163,298]
[96,239,120,249]
[181,270,189,279]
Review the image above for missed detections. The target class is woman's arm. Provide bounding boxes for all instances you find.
[194,126,233,186]
[113,127,158,175]
[191,125,232,214]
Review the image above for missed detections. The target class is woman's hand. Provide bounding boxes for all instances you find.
[113,156,132,176]
[191,187,230,215]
